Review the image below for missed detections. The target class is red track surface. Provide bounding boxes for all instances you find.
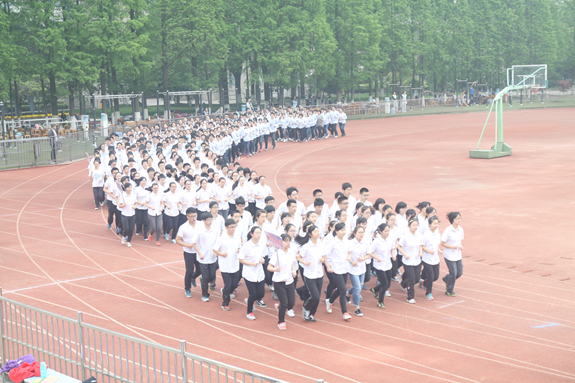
[1,108,574,383]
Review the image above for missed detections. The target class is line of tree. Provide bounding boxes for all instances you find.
[1,0,574,116]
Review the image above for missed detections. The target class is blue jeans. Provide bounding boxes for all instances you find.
[339,122,346,136]
[347,274,365,306]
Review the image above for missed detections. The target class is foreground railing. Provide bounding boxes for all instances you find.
[0,293,291,383]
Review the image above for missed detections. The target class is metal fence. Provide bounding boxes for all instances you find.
[0,294,288,383]
[0,130,104,170]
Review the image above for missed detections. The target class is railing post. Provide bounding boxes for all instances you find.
[77,312,87,381]
[0,287,5,371]
[179,340,187,383]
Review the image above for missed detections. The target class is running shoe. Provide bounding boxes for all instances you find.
[343,312,352,321]
[121,237,126,244]
[272,292,279,301]
[156,241,161,246]
[246,313,256,320]
[361,284,367,290]
[116,228,121,235]
[391,276,400,282]
[107,224,111,229]
[256,300,266,308]
[325,299,332,314]
[126,242,132,248]
[302,308,310,321]
[268,284,275,292]
[426,293,434,300]
[377,303,386,309]
[221,305,230,311]
[354,308,363,317]
[401,286,408,293]
[209,283,215,291]
[407,298,416,304]
[135,232,140,236]
[164,233,169,240]
[144,236,148,241]
[201,296,209,302]
[277,322,286,330]
[171,239,176,244]
[385,290,391,297]
[371,287,379,299]
[445,291,456,297]
[148,235,152,241]
[185,290,192,298]
[309,315,316,322]
[287,309,295,317]
[191,278,196,287]
[419,279,424,289]
[274,303,279,313]
[95,207,98,210]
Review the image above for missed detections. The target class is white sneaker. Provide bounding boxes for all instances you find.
[121,237,126,244]
[407,299,416,304]
[127,242,132,248]
[287,309,295,317]
[385,290,391,297]
[325,299,332,314]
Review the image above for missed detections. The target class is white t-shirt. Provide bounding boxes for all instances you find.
[324,236,349,274]
[213,233,241,273]
[119,192,137,217]
[179,189,196,212]
[233,185,251,202]
[195,188,211,212]
[441,225,464,261]
[177,221,200,253]
[253,184,272,209]
[146,192,163,216]
[239,240,265,282]
[212,185,231,210]
[162,191,180,217]
[421,229,441,265]
[371,236,394,271]
[348,238,368,276]
[269,247,297,284]
[91,168,105,187]
[299,240,325,279]
[193,225,219,264]
[398,231,421,266]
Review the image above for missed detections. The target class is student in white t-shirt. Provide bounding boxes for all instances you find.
[253,176,273,210]
[268,233,298,330]
[397,219,422,304]
[441,212,464,296]
[176,207,202,298]
[421,216,442,301]
[213,218,242,311]
[117,182,138,247]
[239,226,266,320]
[89,158,105,209]
[370,223,396,309]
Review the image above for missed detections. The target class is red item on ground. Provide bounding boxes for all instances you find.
[8,361,41,383]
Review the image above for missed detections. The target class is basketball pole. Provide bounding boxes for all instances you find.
[470,65,546,159]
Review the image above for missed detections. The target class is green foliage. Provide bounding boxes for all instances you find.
[0,0,572,113]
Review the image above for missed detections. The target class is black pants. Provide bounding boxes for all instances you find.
[391,254,403,278]
[401,264,421,300]
[327,273,348,314]
[247,202,256,217]
[183,252,202,291]
[178,213,187,227]
[164,215,179,240]
[245,280,265,314]
[121,215,135,243]
[107,200,122,229]
[422,261,440,294]
[303,276,323,316]
[443,259,463,293]
[50,140,57,161]
[364,263,372,284]
[296,265,309,301]
[221,271,241,306]
[199,262,218,298]
[218,209,229,219]
[274,281,295,323]
[263,256,274,287]
[93,187,104,207]
[375,268,391,304]
[135,209,149,236]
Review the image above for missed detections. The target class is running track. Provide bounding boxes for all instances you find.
[1,108,574,383]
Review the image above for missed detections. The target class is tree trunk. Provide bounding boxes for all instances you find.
[49,73,58,117]
[40,77,48,115]
[111,65,120,115]
[233,71,242,104]
[14,80,21,118]
[100,68,107,114]
[68,84,76,116]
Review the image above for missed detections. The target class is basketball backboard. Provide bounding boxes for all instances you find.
[507,65,547,89]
